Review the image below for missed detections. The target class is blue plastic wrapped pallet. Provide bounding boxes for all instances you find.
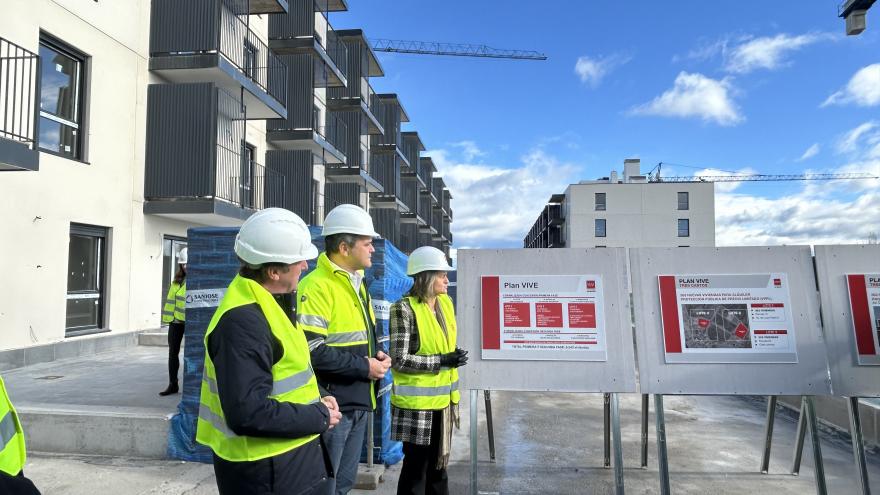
[168,226,408,466]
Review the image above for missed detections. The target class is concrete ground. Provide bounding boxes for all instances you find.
[5,345,879,493]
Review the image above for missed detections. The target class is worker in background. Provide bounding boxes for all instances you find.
[159,247,187,396]
[389,246,466,495]
[196,208,342,495]
[0,375,41,494]
[297,204,392,495]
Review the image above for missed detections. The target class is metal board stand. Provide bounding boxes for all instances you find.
[470,389,479,495]
[604,393,611,468]
[789,396,827,494]
[641,394,649,469]
[484,390,496,462]
[654,394,670,495]
[610,393,626,495]
[760,396,778,473]
[847,397,872,495]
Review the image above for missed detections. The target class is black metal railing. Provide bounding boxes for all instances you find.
[217,145,286,209]
[400,180,418,214]
[150,0,287,106]
[324,28,348,79]
[371,154,398,195]
[318,110,348,157]
[0,38,39,148]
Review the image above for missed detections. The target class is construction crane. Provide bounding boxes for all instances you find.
[370,39,547,60]
[647,162,880,183]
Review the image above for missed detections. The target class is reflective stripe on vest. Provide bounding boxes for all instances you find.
[196,275,321,462]
[391,294,460,411]
[162,281,186,323]
[0,376,26,477]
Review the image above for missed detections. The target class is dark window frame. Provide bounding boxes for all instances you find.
[38,32,89,161]
[65,223,109,337]
[678,218,690,237]
[595,218,607,238]
[595,192,606,211]
[678,191,689,210]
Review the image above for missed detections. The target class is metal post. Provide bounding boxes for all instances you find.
[760,396,777,474]
[654,394,670,495]
[604,393,611,468]
[641,394,649,469]
[804,396,827,495]
[791,397,807,476]
[847,397,871,495]
[367,411,374,468]
[610,393,625,495]
[470,389,478,495]
[484,390,496,462]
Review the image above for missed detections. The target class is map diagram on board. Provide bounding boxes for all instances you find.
[684,304,751,349]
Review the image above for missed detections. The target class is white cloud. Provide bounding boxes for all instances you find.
[837,121,880,157]
[822,63,880,108]
[450,140,486,162]
[630,72,744,126]
[429,146,581,248]
[574,54,631,87]
[798,143,820,161]
[723,33,831,74]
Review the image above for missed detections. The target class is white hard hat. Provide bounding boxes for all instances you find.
[407,246,453,276]
[321,204,380,238]
[178,248,188,265]
[235,208,319,265]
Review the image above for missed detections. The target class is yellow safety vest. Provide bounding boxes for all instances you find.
[0,375,26,476]
[162,281,186,323]
[391,295,460,410]
[297,252,377,408]
[196,275,321,462]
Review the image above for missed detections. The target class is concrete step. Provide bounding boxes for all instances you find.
[354,464,385,490]
[138,330,168,347]
[18,404,172,458]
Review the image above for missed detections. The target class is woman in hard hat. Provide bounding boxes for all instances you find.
[390,246,467,495]
[159,248,187,396]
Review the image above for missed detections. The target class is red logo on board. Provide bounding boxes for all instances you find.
[773,278,781,287]
[586,280,596,289]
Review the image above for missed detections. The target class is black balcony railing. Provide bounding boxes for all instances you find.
[150,0,287,107]
[318,110,348,157]
[0,38,39,148]
[324,28,348,80]
[216,144,286,209]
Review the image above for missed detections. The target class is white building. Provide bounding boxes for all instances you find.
[524,159,715,249]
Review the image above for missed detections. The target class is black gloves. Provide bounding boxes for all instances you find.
[439,348,469,368]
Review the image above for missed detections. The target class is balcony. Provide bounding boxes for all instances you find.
[267,107,346,163]
[268,1,348,88]
[265,149,319,224]
[144,83,285,226]
[246,0,289,14]
[0,38,40,171]
[329,80,383,134]
[149,0,287,119]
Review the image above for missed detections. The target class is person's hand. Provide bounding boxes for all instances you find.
[321,396,342,429]
[439,348,468,368]
[367,355,392,380]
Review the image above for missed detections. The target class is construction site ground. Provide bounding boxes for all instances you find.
[5,344,879,494]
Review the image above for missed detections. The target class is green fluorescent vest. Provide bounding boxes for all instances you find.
[297,253,377,408]
[196,275,321,462]
[391,294,460,410]
[0,375,26,476]
[162,281,186,323]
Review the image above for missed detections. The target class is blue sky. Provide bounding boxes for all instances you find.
[334,1,880,249]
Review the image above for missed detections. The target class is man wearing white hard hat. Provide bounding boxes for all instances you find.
[389,246,465,495]
[296,204,392,495]
[196,208,342,494]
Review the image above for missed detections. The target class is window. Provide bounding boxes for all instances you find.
[241,142,256,208]
[678,191,689,210]
[39,34,87,160]
[595,192,606,211]
[595,218,606,237]
[242,41,257,79]
[678,219,690,237]
[66,224,108,335]
[311,179,320,224]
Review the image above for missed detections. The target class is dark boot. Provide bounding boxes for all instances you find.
[159,382,179,396]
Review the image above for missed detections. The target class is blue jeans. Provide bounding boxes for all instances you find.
[322,409,368,495]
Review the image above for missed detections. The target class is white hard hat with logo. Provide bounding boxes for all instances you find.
[178,248,188,265]
[235,208,319,265]
[321,204,381,238]
[407,246,453,276]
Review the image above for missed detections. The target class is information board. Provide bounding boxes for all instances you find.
[457,248,636,393]
[815,245,880,397]
[481,274,607,361]
[631,246,831,395]
[846,274,880,366]
[658,273,797,363]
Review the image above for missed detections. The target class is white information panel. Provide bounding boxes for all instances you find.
[815,245,880,397]
[481,274,607,361]
[458,248,636,393]
[631,246,831,395]
[658,273,797,364]
[846,274,880,366]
